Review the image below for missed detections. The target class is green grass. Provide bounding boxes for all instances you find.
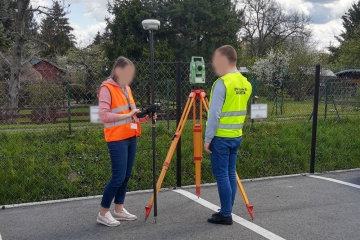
[1,117,359,205]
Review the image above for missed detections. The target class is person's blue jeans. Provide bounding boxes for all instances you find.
[210,136,242,217]
[101,136,137,209]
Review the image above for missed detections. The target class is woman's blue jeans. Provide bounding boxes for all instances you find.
[210,136,242,217]
[101,136,137,209]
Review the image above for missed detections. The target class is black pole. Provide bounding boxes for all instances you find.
[310,65,320,174]
[149,30,157,220]
[67,78,71,135]
[176,62,182,187]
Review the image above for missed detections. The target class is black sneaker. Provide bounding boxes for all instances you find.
[208,213,233,225]
[212,210,221,217]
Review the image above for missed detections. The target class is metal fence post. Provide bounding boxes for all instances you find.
[325,80,329,120]
[176,62,182,187]
[167,79,170,132]
[310,65,321,174]
[67,79,71,135]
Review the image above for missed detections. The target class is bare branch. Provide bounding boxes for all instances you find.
[30,37,51,48]
[0,52,12,66]
[26,5,52,16]
[21,50,43,66]
[241,0,311,57]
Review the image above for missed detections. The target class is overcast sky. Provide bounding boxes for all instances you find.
[34,0,354,50]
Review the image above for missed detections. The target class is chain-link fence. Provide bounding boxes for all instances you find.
[0,57,359,205]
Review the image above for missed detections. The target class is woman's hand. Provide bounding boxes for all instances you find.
[146,113,157,122]
[128,109,140,118]
[117,109,139,121]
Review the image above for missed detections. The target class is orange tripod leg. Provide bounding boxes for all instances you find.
[236,173,254,219]
[193,98,202,197]
[201,98,209,113]
[144,97,195,220]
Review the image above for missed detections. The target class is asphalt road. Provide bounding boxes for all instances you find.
[1,170,360,240]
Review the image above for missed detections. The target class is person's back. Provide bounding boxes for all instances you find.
[209,71,252,139]
[204,45,252,225]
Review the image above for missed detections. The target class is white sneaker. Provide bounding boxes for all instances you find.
[96,211,120,227]
[113,208,137,221]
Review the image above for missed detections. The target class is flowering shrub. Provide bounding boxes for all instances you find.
[252,49,290,97]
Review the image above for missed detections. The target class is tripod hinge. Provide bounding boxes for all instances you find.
[193,157,203,161]
[172,131,181,140]
[163,162,170,167]
[193,129,202,132]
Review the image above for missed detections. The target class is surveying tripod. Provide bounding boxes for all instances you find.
[144,89,254,221]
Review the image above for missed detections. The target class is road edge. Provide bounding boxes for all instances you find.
[3,168,360,209]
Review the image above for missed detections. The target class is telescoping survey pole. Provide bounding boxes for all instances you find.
[142,19,161,223]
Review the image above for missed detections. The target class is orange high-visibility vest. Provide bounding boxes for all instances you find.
[99,83,141,142]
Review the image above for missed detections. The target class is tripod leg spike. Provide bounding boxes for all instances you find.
[145,204,153,221]
[246,204,254,219]
[196,186,201,196]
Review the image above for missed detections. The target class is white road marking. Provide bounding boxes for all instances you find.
[308,175,360,189]
[173,189,286,240]
[0,232,2,240]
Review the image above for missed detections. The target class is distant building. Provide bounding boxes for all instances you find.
[30,59,66,81]
[335,69,360,83]
[238,67,249,74]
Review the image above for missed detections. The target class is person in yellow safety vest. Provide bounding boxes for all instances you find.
[205,45,252,225]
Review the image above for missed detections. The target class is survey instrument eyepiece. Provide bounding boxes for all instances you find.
[137,103,161,118]
[190,56,205,84]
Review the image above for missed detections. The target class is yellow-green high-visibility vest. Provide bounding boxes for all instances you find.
[208,71,252,138]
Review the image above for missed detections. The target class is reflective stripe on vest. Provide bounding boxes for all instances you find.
[104,117,140,128]
[218,123,244,129]
[109,104,136,113]
[220,111,247,117]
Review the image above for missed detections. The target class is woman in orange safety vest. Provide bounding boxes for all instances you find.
[96,56,156,227]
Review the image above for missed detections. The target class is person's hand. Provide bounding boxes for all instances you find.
[204,142,212,154]
[145,113,157,122]
[128,109,140,118]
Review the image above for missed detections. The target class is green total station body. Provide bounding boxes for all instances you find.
[189,56,206,84]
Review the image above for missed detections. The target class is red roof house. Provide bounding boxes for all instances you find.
[31,59,66,81]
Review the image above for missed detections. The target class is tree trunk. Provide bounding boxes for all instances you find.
[7,0,29,124]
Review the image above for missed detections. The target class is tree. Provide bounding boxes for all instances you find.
[241,0,311,58]
[0,24,11,52]
[104,0,174,61]
[0,0,55,123]
[252,42,327,101]
[329,1,360,65]
[339,1,360,42]
[104,0,243,62]
[333,27,360,68]
[0,0,15,39]
[57,45,109,94]
[26,80,64,122]
[40,0,76,57]
[92,31,102,46]
[157,0,244,61]
[252,48,290,99]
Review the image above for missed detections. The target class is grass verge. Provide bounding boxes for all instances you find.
[1,117,359,205]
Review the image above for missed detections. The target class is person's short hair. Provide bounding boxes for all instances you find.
[216,45,237,66]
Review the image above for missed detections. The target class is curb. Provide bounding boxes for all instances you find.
[2,168,360,210]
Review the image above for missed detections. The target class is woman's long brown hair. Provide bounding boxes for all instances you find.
[109,56,134,82]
